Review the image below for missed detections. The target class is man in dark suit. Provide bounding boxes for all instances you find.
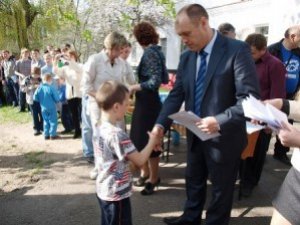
[152,4,260,225]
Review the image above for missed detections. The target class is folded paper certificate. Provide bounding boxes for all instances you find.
[242,95,288,132]
[169,111,220,141]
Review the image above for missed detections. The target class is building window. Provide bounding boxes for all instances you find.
[255,25,269,42]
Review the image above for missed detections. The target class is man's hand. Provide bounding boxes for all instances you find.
[151,125,164,151]
[264,98,283,110]
[196,116,220,134]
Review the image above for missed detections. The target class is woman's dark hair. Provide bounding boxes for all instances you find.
[133,21,159,46]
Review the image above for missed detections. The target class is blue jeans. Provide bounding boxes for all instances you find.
[81,96,93,157]
[97,196,132,225]
[29,101,43,132]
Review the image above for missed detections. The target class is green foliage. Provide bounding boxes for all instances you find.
[0,106,31,124]
[82,29,92,42]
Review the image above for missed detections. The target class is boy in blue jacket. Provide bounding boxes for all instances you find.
[34,73,60,140]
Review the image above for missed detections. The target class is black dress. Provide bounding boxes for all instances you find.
[130,45,165,157]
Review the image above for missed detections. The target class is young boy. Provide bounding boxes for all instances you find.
[24,66,43,135]
[33,74,60,140]
[94,80,159,225]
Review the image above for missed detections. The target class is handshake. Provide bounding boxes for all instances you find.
[147,126,165,152]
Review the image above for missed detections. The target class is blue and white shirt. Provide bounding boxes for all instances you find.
[94,121,136,201]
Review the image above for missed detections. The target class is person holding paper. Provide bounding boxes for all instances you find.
[240,33,286,197]
[268,25,300,166]
[152,4,260,225]
[266,98,300,225]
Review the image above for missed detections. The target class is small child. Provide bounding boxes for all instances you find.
[24,66,43,135]
[33,74,60,140]
[94,80,159,225]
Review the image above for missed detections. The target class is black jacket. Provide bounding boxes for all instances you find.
[268,38,300,63]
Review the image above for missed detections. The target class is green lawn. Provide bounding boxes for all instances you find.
[0,106,31,124]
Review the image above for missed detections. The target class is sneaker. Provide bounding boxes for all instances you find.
[45,136,50,140]
[89,167,98,180]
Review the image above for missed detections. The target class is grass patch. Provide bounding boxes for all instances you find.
[24,151,45,175]
[0,106,31,124]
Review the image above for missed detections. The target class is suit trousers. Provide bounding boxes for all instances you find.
[183,138,240,225]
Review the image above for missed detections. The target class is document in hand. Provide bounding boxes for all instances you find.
[242,95,288,131]
[168,111,220,141]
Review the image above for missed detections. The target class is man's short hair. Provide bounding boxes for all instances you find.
[96,80,129,111]
[218,23,235,35]
[104,32,127,50]
[177,4,209,22]
[245,33,267,51]
[284,25,300,38]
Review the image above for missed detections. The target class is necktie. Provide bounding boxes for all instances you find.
[194,50,208,116]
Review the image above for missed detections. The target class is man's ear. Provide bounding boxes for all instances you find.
[291,33,296,40]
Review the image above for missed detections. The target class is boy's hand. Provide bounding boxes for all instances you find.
[147,131,162,151]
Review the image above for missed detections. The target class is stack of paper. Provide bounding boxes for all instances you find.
[242,95,288,132]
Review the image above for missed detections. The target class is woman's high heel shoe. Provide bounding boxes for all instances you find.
[133,176,149,187]
[140,178,161,195]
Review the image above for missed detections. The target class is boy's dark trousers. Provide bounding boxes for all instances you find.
[97,196,132,225]
[29,101,43,132]
[61,103,73,131]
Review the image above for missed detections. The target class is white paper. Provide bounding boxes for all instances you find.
[242,95,288,132]
[168,111,220,141]
[246,121,264,134]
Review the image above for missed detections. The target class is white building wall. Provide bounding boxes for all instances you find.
[130,0,300,71]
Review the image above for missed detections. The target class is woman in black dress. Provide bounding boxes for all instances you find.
[130,21,166,195]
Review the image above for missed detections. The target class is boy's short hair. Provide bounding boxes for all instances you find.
[43,73,52,82]
[96,80,129,111]
[32,66,41,76]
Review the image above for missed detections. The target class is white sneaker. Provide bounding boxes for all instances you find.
[89,167,98,180]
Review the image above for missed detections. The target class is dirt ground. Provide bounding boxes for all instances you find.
[0,121,292,225]
[0,122,99,225]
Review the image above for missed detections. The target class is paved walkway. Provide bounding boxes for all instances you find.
[1,135,291,225]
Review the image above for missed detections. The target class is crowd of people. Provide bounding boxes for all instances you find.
[1,3,300,225]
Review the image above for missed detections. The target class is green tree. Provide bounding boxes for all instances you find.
[0,0,39,50]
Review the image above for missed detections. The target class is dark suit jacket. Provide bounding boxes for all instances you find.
[156,33,260,163]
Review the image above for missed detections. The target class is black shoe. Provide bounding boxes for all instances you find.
[133,176,149,187]
[60,129,72,134]
[45,136,50,140]
[163,216,198,225]
[241,185,254,198]
[140,178,161,195]
[50,135,60,140]
[73,133,81,139]
[273,153,292,166]
[85,156,94,164]
[34,131,42,136]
